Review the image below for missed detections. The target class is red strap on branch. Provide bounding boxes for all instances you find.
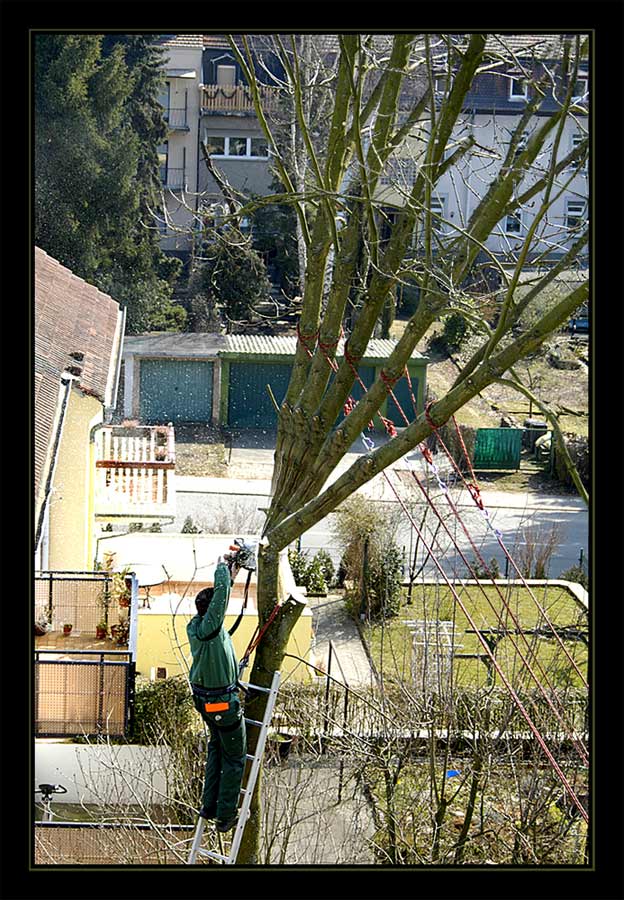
[424,401,439,432]
[296,322,319,358]
[379,369,400,392]
[318,327,343,354]
[343,342,362,373]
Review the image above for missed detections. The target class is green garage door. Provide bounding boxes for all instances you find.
[227,361,292,428]
[139,359,213,423]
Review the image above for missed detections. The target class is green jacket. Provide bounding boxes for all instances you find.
[187,562,238,689]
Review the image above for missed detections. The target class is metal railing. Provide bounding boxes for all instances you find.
[163,107,188,129]
[34,650,135,738]
[35,821,195,865]
[201,83,278,113]
[160,167,187,190]
[35,571,115,636]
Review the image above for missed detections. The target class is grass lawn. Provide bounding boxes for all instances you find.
[363,583,587,690]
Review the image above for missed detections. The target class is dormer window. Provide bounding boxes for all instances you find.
[509,76,528,101]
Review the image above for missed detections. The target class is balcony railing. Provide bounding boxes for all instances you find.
[160,166,187,191]
[34,570,138,651]
[94,424,176,520]
[35,649,134,737]
[163,106,189,130]
[201,83,279,114]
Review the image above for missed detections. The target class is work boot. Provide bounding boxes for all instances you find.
[198,805,217,820]
[216,814,238,832]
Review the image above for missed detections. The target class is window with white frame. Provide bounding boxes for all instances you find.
[204,134,269,159]
[565,198,586,230]
[509,76,528,101]
[504,210,523,235]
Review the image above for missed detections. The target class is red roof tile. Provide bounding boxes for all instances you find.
[34,247,123,506]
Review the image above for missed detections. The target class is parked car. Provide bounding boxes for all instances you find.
[569,315,589,334]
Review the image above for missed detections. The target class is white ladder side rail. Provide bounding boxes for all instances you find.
[187,670,282,865]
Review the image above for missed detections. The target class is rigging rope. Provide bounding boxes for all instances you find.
[422,405,588,687]
[320,346,588,820]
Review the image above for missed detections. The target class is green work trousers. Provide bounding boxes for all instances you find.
[192,692,247,821]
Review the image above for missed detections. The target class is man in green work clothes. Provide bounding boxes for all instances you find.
[188,557,246,833]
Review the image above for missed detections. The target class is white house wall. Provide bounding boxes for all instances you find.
[159,43,203,255]
[433,112,588,260]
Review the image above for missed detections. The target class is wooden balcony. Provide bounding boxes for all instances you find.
[201,83,279,114]
[94,424,176,521]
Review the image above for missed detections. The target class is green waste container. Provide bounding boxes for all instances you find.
[473,428,523,470]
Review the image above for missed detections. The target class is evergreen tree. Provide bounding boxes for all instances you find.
[251,191,300,295]
[189,227,272,331]
[35,33,185,333]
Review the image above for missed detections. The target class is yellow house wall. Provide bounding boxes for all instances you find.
[47,391,102,571]
[136,605,313,684]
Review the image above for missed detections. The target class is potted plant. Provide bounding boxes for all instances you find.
[154,426,169,461]
[62,623,73,636]
[96,621,108,640]
[267,731,296,762]
[110,619,130,646]
[113,571,132,609]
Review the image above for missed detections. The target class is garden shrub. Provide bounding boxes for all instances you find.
[287,548,328,595]
[428,312,470,353]
[333,495,404,621]
[314,549,335,589]
[553,434,589,489]
[131,676,196,745]
[397,280,420,316]
[560,562,588,591]
[181,515,200,534]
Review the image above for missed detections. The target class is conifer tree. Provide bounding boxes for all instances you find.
[34,33,184,332]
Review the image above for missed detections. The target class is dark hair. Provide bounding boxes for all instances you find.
[195,587,215,616]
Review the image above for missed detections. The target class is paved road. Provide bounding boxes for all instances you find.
[166,472,587,580]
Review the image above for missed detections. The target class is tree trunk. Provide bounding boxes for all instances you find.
[237,546,306,864]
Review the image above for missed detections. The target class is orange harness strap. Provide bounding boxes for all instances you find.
[203,701,230,713]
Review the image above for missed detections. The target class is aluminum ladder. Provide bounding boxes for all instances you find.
[187,670,281,865]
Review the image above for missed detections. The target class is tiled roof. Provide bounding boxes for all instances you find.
[201,32,569,56]
[34,247,123,505]
[157,34,204,49]
[483,33,571,57]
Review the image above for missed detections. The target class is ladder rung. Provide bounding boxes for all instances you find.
[198,849,229,862]
[239,681,271,693]
[244,717,263,727]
